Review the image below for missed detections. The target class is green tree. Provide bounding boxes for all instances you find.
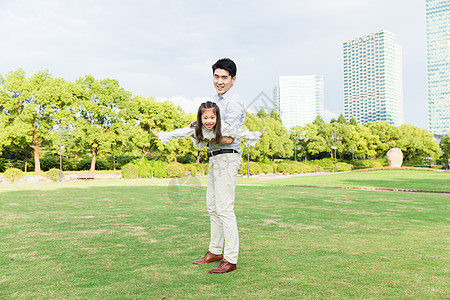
[397,125,442,163]
[73,75,133,172]
[337,113,348,124]
[349,117,358,126]
[0,69,74,172]
[366,121,401,159]
[440,133,450,165]
[243,112,292,162]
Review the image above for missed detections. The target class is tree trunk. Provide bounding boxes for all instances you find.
[141,147,149,160]
[195,154,200,164]
[30,145,41,173]
[90,147,97,172]
[174,151,178,163]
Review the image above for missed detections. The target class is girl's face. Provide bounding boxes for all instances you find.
[201,108,217,130]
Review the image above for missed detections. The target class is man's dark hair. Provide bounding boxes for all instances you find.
[212,58,237,77]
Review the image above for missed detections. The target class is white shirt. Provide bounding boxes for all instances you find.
[208,88,245,154]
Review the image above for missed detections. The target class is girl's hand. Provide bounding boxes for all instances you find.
[150,128,159,138]
[259,126,266,137]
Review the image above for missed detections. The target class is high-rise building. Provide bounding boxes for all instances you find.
[426,0,450,136]
[275,75,324,130]
[343,30,403,126]
[273,86,280,115]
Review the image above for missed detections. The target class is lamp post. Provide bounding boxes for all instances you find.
[246,142,250,178]
[293,137,298,162]
[349,147,356,165]
[331,132,339,172]
[299,130,308,163]
[59,124,62,182]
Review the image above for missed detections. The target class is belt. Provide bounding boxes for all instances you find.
[207,149,239,157]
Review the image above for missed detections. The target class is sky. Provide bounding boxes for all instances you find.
[0,0,428,129]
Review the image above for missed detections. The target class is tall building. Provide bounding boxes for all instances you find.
[273,86,280,115]
[343,30,403,126]
[275,75,324,130]
[426,0,450,136]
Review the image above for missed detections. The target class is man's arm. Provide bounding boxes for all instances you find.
[218,136,234,144]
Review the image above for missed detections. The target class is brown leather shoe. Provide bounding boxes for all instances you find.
[208,259,236,274]
[193,251,223,265]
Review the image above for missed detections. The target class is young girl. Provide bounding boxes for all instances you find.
[151,101,264,149]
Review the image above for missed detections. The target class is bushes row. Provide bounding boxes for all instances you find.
[121,159,209,179]
[0,155,138,173]
[2,168,63,183]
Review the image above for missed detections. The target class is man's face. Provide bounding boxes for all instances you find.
[213,68,236,96]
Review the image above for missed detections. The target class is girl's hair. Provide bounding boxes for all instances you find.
[195,101,222,143]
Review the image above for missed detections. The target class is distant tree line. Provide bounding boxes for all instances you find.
[0,69,448,173]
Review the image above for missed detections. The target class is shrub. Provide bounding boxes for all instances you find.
[4,168,24,183]
[249,162,262,175]
[357,159,384,168]
[239,161,262,176]
[185,164,197,177]
[194,164,205,176]
[277,163,295,174]
[121,164,139,179]
[46,168,63,182]
[165,162,185,178]
[336,162,354,172]
[309,164,324,173]
[133,159,153,178]
[260,163,275,174]
[311,158,336,168]
[149,160,168,178]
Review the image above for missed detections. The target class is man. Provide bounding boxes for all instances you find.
[193,58,245,274]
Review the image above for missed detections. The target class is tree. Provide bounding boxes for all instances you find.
[73,75,133,172]
[0,69,74,172]
[366,121,401,159]
[440,133,450,164]
[397,125,442,163]
[242,112,292,162]
[337,113,348,124]
[150,101,192,162]
[269,109,282,123]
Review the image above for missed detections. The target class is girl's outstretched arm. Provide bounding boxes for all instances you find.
[259,126,266,137]
[152,126,195,144]
[150,128,159,138]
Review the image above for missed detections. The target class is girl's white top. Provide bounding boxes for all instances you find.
[157,121,261,149]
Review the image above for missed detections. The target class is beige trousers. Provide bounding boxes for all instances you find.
[207,153,242,264]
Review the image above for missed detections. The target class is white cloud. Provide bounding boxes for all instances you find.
[323,110,339,123]
[155,96,212,115]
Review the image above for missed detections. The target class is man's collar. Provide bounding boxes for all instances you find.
[216,87,235,101]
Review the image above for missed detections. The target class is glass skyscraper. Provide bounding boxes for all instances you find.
[275,75,324,130]
[426,0,450,136]
[343,30,403,126]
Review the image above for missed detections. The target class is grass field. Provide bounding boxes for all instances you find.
[244,169,450,193]
[1,170,449,299]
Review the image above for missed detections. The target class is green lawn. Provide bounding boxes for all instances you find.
[1,174,449,299]
[245,169,450,192]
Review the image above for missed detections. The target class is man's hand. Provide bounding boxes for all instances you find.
[218,136,234,144]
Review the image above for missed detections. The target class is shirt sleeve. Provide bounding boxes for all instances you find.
[191,137,208,149]
[158,127,195,144]
[222,101,245,128]
[221,123,261,146]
